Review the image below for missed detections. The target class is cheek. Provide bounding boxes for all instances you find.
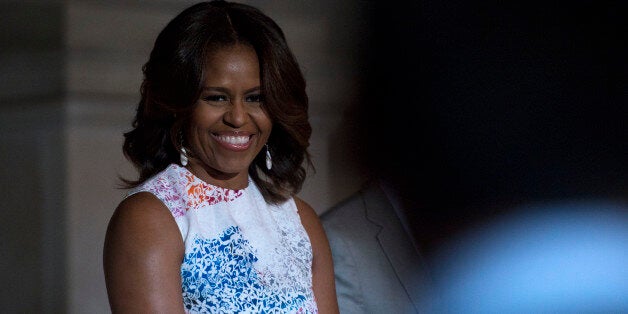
[186,126,206,148]
[191,109,222,129]
[254,113,273,136]
[186,114,215,144]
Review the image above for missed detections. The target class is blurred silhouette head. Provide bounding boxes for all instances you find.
[430,200,628,313]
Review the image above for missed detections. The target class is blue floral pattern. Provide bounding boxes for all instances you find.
[181,226,315,313]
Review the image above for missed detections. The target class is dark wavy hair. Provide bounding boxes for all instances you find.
[121,0,312,204]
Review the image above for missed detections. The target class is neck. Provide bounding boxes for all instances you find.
[185,161,249,190]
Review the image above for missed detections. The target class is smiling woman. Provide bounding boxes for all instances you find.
[187,44,272,187]
[102,1,338,313]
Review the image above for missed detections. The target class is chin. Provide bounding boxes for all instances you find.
[214,162,252,176]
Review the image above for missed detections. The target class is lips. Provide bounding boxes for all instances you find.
[211,133,253,151]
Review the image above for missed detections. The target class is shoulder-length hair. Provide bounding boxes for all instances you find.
[121,0,312,204]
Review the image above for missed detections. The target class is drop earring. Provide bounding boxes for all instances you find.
[265,144,272,170]
[180,147,188,166]
[179,132,188,166]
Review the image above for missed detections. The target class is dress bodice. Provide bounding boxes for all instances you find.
[128,164,318,313]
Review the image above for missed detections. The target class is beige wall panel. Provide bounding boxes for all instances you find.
[66,99,135,313]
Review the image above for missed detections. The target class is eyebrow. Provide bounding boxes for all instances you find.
[202,86,261,94]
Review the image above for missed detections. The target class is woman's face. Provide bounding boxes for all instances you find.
[186,44,272,186]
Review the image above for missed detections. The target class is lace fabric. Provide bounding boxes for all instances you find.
[128,164,318,313]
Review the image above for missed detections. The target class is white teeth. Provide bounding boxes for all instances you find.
[217,135,249,145]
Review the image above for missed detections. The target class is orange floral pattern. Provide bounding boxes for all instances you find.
[131,164,243,218]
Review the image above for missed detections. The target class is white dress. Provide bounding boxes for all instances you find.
[128,164,318,313]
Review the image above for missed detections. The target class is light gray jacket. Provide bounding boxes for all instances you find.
[321,181,436,314]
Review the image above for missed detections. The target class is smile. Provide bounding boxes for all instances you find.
[215,135,250,145]
[212,133,253,151]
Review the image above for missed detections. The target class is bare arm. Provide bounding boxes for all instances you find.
[295,197,340,314]
[103,192,185,314]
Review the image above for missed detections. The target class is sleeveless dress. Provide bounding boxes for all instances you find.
[127,164,318,313]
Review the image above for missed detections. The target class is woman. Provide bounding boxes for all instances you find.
[103,1,338,313]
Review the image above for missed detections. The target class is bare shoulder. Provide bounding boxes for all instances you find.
[105,192,182,248]
[294,196,320,224]
[104,191,184,265]
[104,192,185,312]
[293,196,339,313]
[293,196,327,252]
[293,196,326,241]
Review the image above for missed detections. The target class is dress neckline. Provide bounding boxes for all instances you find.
[170,163,252,193]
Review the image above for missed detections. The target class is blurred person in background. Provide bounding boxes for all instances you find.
[322,0,626,313]
[429,199,628,313]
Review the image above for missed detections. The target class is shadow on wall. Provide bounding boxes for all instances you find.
[0,2,67,313]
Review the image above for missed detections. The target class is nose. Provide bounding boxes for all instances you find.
[223,98,247,127]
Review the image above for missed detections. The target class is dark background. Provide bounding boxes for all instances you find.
[355,0,627,253]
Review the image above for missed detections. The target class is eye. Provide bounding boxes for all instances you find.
[245,94,264,103]
[203,94,228,102]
